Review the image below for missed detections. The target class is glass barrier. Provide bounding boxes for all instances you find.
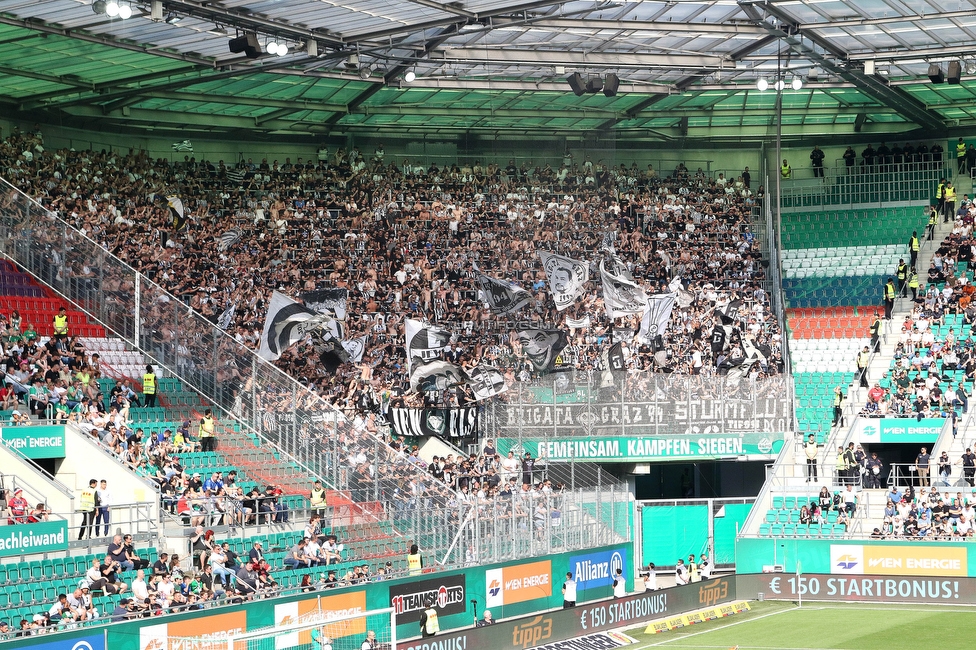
[0,176,631,567]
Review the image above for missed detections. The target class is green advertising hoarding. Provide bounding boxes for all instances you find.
[0,520,68,557]
[858,417,946,444]
[1,543,633,650]
[1,425,67,459]
[498,433,783,462]
[737,537,976,577]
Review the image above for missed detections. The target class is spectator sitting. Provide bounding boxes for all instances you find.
[284,538,313,570]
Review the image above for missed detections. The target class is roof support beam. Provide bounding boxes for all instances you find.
[738,1,944,132]
[594,93,669,130]
[434,48,731,69]
[674,33,777,91]
[492,17,768,34]
[0,65,92,90]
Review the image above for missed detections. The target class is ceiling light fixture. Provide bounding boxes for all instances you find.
[267,40,280,55]
[208,24,227,36]
[164,11,181,24]
[756,77,768,91]
[118,3,132,19]
[404,70,416,83]
[92,0,107,14]
[791,76,802,90]
[359,66,372,80]
[774,79,785,91]
[105,0,120,16]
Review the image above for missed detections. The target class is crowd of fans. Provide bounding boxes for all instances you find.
[875,485,976,539]
[856,201,976,419]
[0,125,782,420]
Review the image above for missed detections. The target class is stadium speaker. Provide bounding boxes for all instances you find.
[229,33,262,59]
[603,73,619,97]
[585,77,603,93]
[948,60,962,84]
[854,113,867,132]
[567,73,585,96]
[928,64,945,84]
[678,116,689,136]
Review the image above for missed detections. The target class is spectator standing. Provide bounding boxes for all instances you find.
[908,231,920,269]
[865,452,884,489]
[939,452,952,487]
[958,448,976,487]
[561,572,576,608]
[833,386,846,427]
[687,555,700,583]
[142,365,157,408]
[957,138,967,174]
[675,559,688,585]
[804,434,819,482]
[95,479,111,537]
[407,543,422,575]
[810,146,825,178]
[916,447,931,487]
[6,488,28,523]
[857,346,870,388]
[78,479,97,540]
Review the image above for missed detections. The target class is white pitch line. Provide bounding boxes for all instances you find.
[642,605,807,647]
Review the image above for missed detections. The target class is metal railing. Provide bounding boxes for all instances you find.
[0,175,630,568]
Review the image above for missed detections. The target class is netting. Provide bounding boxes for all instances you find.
[174,606,395,650]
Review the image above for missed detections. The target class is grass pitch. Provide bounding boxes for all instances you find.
[625,600,976,650]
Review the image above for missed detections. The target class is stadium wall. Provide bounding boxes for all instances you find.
[0,543,630,650]
[736,537,975,577]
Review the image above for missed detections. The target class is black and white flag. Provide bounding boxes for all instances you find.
[316,336,350,374]
[389,407,478,438]
[405,318,452,371]
[517,329,570,372]
[566,315,591,329]
[638,291,676,344]
[472,264,532,315]
[410,359,466,393]
[216,303,236,331]
[218,227,242,252]
[167,195,188,231]
[226,168,246,185]
[341,335,368,364]
[715,298,744,326]
[538,251,589,311]
[299,288,348,320]
[172,140,193,152]
[726,336,768,383]
[258,291,337,361]
[600,256,649,319]
[464,365,508,401]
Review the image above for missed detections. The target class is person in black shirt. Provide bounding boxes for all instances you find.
[810,146,825,178]
[958,448,976,487]
[152,553,169,577]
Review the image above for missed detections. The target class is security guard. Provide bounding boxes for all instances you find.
[927,207,938,241]
[857,345,870,388]
[869,311,882,352]
[142,364,157,408]
[883,277,896,319]
[78,478,97,541]
[936,178,947,217]
[832,386,845,427]
[958,137,967,175]
[199,408,216,452]
[781,159,792,179]
[944,181,957,222]
[52,306,69,340]
[908,269,920,301]
[407,544,422,576]
[896,259,908,296]
[908,230,920,268]
[420,597,440,638]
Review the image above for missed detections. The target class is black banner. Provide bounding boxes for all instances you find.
[390,574,468,624]
[397,576,735,650]
[390,407,479,438]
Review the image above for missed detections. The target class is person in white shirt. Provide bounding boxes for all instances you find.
[643,564,657,591]
[699,555,712,580]
[612,568,626,598]
[675,559,689,585]
[561,572,577,608]
[131,569,149,602]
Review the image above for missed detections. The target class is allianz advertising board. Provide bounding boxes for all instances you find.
[569,549,626,590]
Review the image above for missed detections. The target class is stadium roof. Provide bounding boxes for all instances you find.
[1,0,975,140]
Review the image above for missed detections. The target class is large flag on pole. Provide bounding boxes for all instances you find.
[216,303,236,331]
[465,365,508,401]
[472,265,532,315]
[600,257,649,319]
[538,251,589,311]
[638,292,677,343]
[166,195,188,231]
[258,291,337,361]
[341,335,368,363]
[405,318,452,371]
[218,227,242,252]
